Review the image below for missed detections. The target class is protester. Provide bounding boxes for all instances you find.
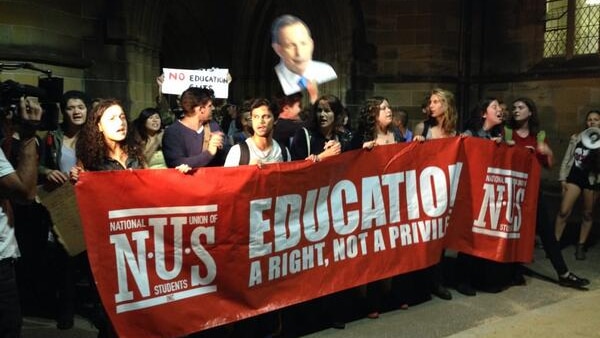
[272,92,304,150]
[336,107,353,144]
[554,110,600,260]
[131,107,167,168]
[412,88,458,301]
[352,96,403,150]
[222,98,289,338]
[290,94,348,161]
[506,97,589,288]
[219,103,238,143]
[224,98,290,166]
[457,97,505,296]
[413,88,457,142]
[231,102,253,145]
[350,96,403,319]
[162,87,226,169]
[70,99,147,337]
[0,94,42,338]
[290,94,353,329]
[38,90,91,329]
[392,109,413,142]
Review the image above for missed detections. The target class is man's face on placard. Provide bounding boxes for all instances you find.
[272,22,314,76]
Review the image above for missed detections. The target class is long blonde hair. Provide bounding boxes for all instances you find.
[427,88,457,135]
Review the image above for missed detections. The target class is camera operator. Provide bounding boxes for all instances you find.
[0,94,42,337]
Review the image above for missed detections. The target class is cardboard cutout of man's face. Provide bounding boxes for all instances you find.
[272,23,314,76]
[272,16,338,95]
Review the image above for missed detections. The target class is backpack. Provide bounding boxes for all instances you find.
[238,140,288,165]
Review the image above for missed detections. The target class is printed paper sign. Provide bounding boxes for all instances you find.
[162,68,229,98]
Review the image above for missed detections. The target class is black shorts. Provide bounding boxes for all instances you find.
[566,166,593,190]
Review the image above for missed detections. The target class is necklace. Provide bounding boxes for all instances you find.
[376,131,394,145]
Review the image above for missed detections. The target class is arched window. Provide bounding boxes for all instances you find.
[544,0,600,58]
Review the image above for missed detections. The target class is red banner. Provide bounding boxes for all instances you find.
[74,137,540,338]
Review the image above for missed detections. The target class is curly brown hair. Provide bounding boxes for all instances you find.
[76,99,145,170]
[357,96,390,142]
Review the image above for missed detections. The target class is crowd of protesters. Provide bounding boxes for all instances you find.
[1,14,598,338]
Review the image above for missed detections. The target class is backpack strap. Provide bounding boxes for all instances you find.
[238,141,250,165]
[303,127,311,155]
[421,121,430,138]
[282,145,289,162]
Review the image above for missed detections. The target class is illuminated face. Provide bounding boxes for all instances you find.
[273,22,314,75]
[429,94,446,119]
[98,105,127,142]
[499,103,510,121]
[376,100,393,129]
[251,105,274,137]
[241,111,251,128]
[512,101,533,122]
[586,112,600,128]
[283,101,302,119]
[197,100,214,122]
[64,98,87,126]
[145,113,161,133]
[317,101,335,129]
[483,100,503,128]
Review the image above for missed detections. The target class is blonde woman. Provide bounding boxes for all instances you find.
[412,88,458,300]
[413,88,457,141]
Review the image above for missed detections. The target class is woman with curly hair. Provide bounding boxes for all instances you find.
[413,88,457,141]
[349,96,403,320]
[351,96,402,150]
[73,99,146,175]
[70,99,144,337]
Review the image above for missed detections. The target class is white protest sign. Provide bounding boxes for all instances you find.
[162,68,230,98]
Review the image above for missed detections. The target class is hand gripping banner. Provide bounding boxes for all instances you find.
[74,137,540,337]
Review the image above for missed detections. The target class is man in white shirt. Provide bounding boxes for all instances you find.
[271,15,337,96]
[224,98,290,166]
[0,93,41,337]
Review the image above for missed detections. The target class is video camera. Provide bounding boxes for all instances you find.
[1,62,63,132]
[0,78,62,131]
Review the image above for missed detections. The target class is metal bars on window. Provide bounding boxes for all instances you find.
[544,0,600,57]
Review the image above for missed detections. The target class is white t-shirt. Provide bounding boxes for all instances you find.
[274,60,337,95]
[224,138,290,167]
[0,149,20,259]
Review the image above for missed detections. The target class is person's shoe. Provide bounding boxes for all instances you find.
[559,272,590,288]
[432,285,452,300]
[331,321,346,329]
[456,283,476,296]
[575,244,586,260]
[367,311,379,319]
[511,272,527,286]
[56,318,74,330]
